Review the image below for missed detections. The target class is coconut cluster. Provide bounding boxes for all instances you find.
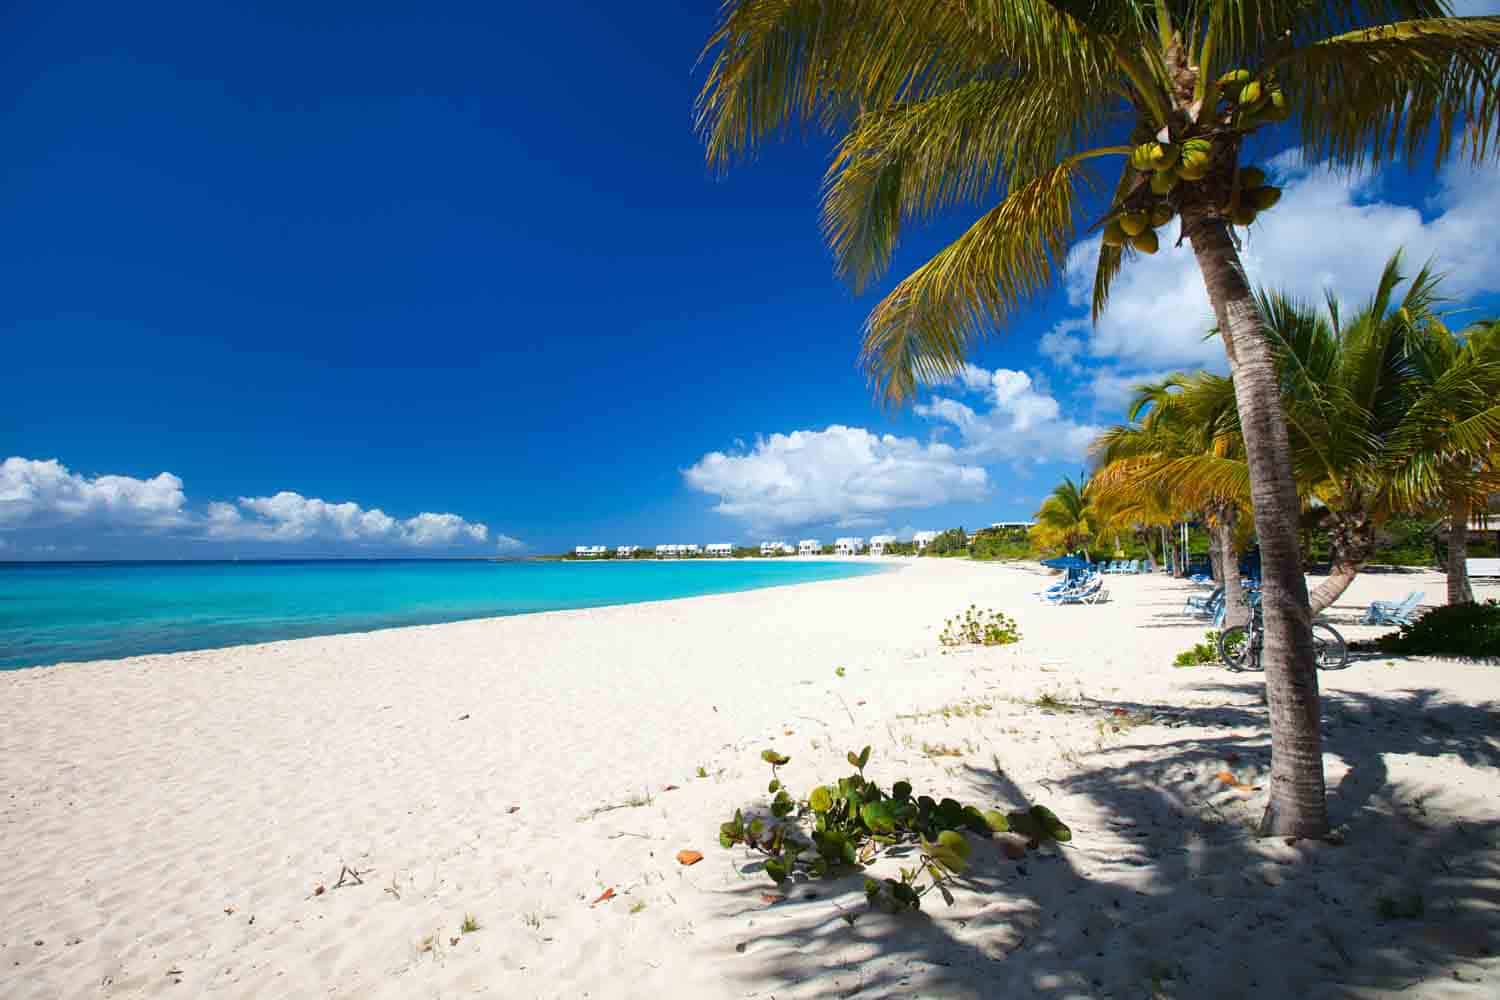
[1104,67,1288,251]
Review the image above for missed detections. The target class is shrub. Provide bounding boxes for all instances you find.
[1174,631,1222,666]
[718,748,1068,912]
[1373,600,1500,659]
[939,606,1021,647]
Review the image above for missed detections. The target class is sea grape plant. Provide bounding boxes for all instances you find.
[939,606,1021,647]
[719,747,1069,912]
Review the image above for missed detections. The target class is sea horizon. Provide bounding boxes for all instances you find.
[0,558,888,671]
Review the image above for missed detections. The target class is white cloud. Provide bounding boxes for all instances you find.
[494,534,525,553]
[205,492,489,547]
[1,456,512,553]
[0,457,188,530]
[1061,154,1500,371]
[683,425,988,530]
[916,366,1103,463]
[1037,318,1090,373]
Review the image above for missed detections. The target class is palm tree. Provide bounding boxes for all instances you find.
[1092,373,1253,625]
[1388,317,1500,603]
[1031,476,1097,555]
[697,1,1500,837]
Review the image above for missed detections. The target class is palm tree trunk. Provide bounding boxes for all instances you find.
[1212,506,1249,628]
[1183,207,1327,839]
[1447,494,1475,605]
[1307,513,1374,615]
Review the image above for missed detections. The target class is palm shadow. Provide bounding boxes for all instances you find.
[713,687,1500,998]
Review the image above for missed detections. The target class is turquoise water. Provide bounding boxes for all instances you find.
[0,559,887,670]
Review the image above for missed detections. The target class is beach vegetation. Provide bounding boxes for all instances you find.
[460,913,479,934]
[1030,477,1097,556]
[697,0,1500,840]
[938,605,1021,647]
[718,748,1068,911]
[1368,600,1500,659]
[1174,631,1224,666]
[921,527,970,557]
[920,741,966,758]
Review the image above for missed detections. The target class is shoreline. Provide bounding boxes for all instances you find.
[1,558,901,673]
[3,560,1496,998]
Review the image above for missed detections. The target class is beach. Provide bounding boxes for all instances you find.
[3,560,1497,998]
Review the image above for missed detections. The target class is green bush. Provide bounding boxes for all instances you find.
[1173,631,1222,666]
[1374,600,1500,658]
[719,748,1067,912]
[939,606,1021,647]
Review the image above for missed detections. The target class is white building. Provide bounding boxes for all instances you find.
[680,544,702,557]
[834,537,866,556]
[706,543,733,557]
[656,543,679,558]
[615,545,638,558]
[869,534,896,556]
[574,545,607,558]
[989,521,1034,531]
[798,539,821,556]
[779,542,797,555]
[759,540,789,556]
[913,530,939,552]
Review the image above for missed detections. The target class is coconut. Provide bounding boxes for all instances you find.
[1239,166,1266,189]
[1149,142,1179,172]
[1149,170,1178,195]
[1216,68,1252,87]
[1149,203,1174,227]
[1230,204,1258,227]
[1262,89,1291,121]
[1119,212,1149,237]
[1130,142,1157,172]
[1102,220,1127,246]
[1238,80,1266,111]
[1178,161,1209,182]
[1130,229,1160,254]
[1248,185,1282,211]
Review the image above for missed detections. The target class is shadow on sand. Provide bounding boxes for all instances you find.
[715,686,1500,998]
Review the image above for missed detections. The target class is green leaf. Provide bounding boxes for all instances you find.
[809,785,833,813]
[1029,804,1072,842]
[761,750,790,767]
[983,810,1010,833]
[858,745,871,769]
[768,778,781,793]
[938,883,955,907]
[892,780,912,802]
[765,858,789,883]
[860,801,898,834]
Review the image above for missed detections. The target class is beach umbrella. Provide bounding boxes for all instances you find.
[1041,556,1090,572]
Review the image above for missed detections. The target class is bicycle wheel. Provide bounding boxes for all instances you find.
[1218,625,1258,671]
[1312,622,1349,670]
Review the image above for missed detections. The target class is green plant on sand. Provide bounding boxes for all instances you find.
[719,747,1069,912]
[1372,600,1500,659]
[1175,631,1224,666]
[939,605,1022,647]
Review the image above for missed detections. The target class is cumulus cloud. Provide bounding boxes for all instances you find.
[916,365,1103,463]
[494,534,525,553]
[1,457,188,530]
[683,425,988,530]
[1,456,513,553]
[1060,154,1500,372]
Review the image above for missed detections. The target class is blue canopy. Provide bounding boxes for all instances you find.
[1041,556,1091,571]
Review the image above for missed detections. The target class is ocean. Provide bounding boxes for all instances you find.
[0,558,888,670]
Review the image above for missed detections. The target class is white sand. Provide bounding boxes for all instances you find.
[3,561,1497,998]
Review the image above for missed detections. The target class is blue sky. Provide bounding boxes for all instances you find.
[4,1,1500,559]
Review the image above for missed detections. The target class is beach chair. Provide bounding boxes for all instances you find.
[1361,591,1423,626]
[1047,576,1106,604]
[1126,559,1141,574]
[1184,586,1223,616]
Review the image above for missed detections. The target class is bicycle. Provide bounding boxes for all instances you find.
[1217,596,1349,671]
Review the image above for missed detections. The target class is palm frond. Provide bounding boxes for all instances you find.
[1269,16,1500,168]
[859,157,1094,404]
[823,72,1117,292]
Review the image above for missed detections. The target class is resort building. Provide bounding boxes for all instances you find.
[989,521,1035,531]
[574,545,607,558]
[798,539,821,556]
[655,544,679,558]
[680,544,702,557]
[615,545,638,558]
[869,534,896,556]
[779,542,797,555]
[706,543,733,557]
[759,540,790,556]
[834,537,866,556]
[913,530,939,551]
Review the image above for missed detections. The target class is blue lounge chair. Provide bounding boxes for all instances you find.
[1184,586,1223,616]
[1362,591,1423,626]
[1046,575,1108,604]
